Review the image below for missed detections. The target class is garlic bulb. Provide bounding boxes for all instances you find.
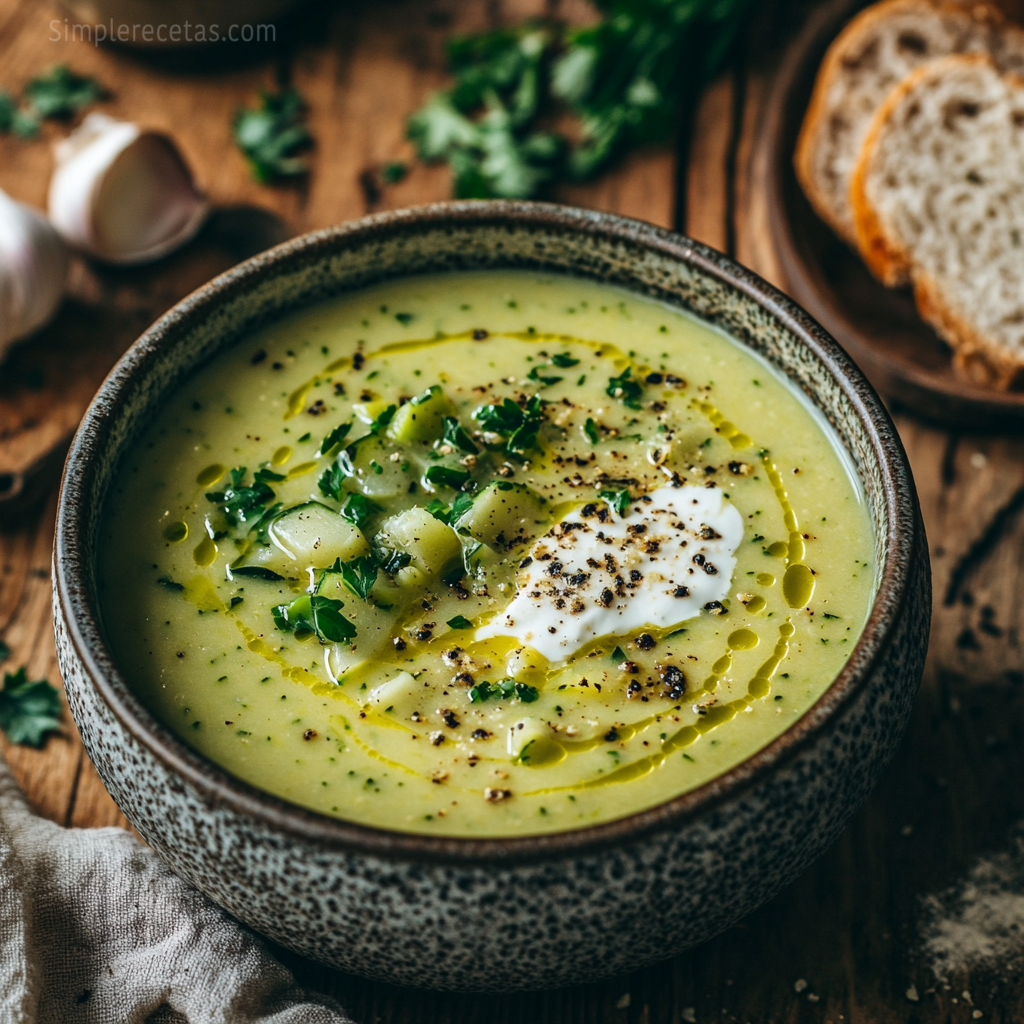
[48,113,208,265]
[0,188,69,361]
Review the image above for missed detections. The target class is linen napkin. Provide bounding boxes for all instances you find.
[0,757,352,1024]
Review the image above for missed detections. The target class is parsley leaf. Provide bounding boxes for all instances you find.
[378,549,413,575]
[407,26,565,198]
[584,417,600,444]
[407,1,754,196]
[0,667,62,747]
[468,679,539,703]
[598,488,631,516]
[234,87,312,183]
[319,421,353,457]
[527,364,562,387]
[606,366,644,409]
[551,352,579,367]
[442,416,478,453]
[0,91,38,138]
[339,493,381,528]
[446,615,474,630]
[273,594,314,634]
[24,65,103,119]
[336,554,379,601]
[231,566,285,581]
[310,595,357,644]
[318,463,346,503]
[473,394,544,458]
[425,465,472,490]
[206,467,276,526]
[426,491,476,526]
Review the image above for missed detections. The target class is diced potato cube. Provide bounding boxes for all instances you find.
[375,506,462,579]
[341,435,409,498]
[265,502,369,570]
[388,385,455,443]
[366,672,420,717]
[454,482,545,549]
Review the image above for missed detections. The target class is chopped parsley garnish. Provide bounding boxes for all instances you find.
[425,465,472,490]
[395,312,415,325]
[598,488,631,516]
[309,595,357,644]
[233,87,312,183]
[318,464,346,503]
[379,549,413,575]
[0,91,38,138]
[273,595,313,634]
[206,467,276,526]
[406,2,752,198]
[551,352,580,367]
[231,566,285,581]
[336,554,379,601]
[0,667,62,748]
[584,417,600,444]
[473,394,544,458]
[446,615,473,630]
[339,493,381,528]
[469,679,539,703]
[25,65,104,120]
[319,421,353,456]
[606,367,643,409]
[442,416,478,454]
[611,646,626,661]
[527,364,563,387]
[426,491,476,526]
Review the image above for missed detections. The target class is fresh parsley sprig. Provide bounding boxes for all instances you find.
[473,395,545,458]
[469,679,539,703]
[0,667,62,748]
[0,65,105,139]
[234,87,312,183]
[407,0,754,198]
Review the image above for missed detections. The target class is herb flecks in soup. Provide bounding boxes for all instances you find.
[100,272,874,837]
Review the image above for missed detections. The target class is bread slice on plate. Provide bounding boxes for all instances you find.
[850,54,1024,389]
[795,0,1024,244]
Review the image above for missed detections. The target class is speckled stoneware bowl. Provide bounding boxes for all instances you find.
[53,201,930,991]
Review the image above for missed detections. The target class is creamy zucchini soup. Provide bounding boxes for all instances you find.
[99,271,874,837]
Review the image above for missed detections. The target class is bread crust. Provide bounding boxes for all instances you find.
[851,54,1024,390]
[794,0,1009,243]
[848,53,994,286]
[915,272,1024,390]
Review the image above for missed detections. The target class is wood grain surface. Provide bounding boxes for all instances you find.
[3,0,1024,1020]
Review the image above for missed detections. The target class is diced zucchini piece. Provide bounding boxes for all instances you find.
[340,435,409,498]
[352,399,395,425]
[267,502,369,569]
[454,481,545,549]
[316,570,404,672]
[388,385,455,444]
[375,507,462,580]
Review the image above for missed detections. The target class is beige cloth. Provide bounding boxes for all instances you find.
[0,758,352,1023]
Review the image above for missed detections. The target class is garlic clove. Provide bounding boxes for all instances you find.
[48,113,208,265]
[0,188,69,360]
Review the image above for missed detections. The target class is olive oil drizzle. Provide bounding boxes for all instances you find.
[185,328,820,799]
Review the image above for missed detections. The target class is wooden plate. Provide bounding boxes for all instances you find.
[756,0,1024,427]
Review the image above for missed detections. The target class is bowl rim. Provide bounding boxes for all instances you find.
[55,199,920,865]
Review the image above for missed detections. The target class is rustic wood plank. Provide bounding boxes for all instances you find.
[684,74,734,252]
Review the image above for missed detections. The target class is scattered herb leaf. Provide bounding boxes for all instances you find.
[234,87,312,183]
[606,367,643,409]
[442,416,478,454]
[310,595,357,644]
[584,417,600,444]
[468,679,539,703]
[446,615,473,630]
[339,493,381,529]
[0,667,62,748]
[231,566,285,581]
[598,488,631,516]
[319,421,353,456]
[426,465,471,490]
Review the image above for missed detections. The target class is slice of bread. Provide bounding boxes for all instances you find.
[795,0,1024,244]
[850,55,1024,388]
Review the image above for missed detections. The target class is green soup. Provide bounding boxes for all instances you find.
[99,271,874,837]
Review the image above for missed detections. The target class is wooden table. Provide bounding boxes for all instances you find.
[3,1,1024,1020]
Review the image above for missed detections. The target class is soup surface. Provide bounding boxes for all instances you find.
[99,271,874,837]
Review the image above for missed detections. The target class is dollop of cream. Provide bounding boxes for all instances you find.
[476,485,743,661]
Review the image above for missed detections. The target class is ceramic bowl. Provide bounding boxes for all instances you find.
[53,201,930,991]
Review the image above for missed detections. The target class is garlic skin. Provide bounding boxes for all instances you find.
[48,113,208,265]
[0,189,69,361]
